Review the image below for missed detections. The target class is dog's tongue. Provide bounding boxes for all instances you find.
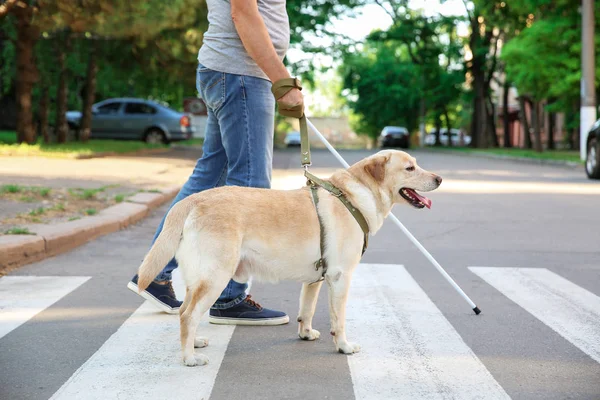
[406,188,432,209]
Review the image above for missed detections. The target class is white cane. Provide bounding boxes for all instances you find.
[305,118,481,315]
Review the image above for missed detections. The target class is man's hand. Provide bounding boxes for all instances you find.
[277,88,304,114]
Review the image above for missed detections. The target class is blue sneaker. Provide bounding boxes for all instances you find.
[127,275,182,314]
[209,295,289,326]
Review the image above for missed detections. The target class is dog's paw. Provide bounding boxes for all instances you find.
[337,341,361,354]
[298,328,320,341]
[194,337,209,348]
[183,353,209,367]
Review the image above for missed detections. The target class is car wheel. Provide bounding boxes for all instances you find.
[144,129,167,145]
[585,136,600,179]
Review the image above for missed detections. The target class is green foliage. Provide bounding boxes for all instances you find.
[0,130,16,144]
[340,7,465,141]
[0,15,16,96]
[5,227,34,235]
[1,184,23,193]
[28,207,46,216]
[501,0,600,125]
[340,42,422,140]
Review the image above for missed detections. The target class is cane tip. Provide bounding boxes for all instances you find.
[473,306,481,315]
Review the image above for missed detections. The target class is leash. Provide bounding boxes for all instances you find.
[271,78,369,282]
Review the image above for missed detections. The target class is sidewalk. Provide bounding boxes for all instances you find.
[0,151,197,273]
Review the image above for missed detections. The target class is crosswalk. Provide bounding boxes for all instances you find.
[1,265,599,400]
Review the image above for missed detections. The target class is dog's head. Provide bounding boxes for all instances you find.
[357,150,442,209]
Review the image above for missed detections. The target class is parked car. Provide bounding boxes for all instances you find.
[379,126,410,148]
[425,128,471,146]
[66,98,195,144]
[585,118,600,179]
[284,130,301,147]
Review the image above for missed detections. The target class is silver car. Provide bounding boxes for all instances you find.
[66,98,195,144]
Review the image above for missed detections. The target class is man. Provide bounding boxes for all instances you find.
[128,0,302,326]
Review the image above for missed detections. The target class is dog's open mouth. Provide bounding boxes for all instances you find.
[399,188,432,209]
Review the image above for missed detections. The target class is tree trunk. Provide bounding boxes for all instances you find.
[54,34,70,144]
[443,107,453,147]
[572,100,580,150]
[39,86,50,143]
[14,7,39,144]
[434,112,442,146]
[80,41,98,142]
[517,96,532,149]
[503,79,512,148]
[486,95,499,147]
[471,73,488,148]
[547,111,555,150]
[468,15,490,149]
[532,100,543,152]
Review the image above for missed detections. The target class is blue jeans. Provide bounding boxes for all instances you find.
[151,64,275,309]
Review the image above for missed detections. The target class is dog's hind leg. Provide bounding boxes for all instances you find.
[179,270,231,367]
[180,288,208,349]
[326,268,360,354]
[297,281,323,341]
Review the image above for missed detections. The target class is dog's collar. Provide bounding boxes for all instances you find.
[305,170,369,283]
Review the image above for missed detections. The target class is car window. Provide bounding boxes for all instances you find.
[124,103,157,115]
[96,102,122,115]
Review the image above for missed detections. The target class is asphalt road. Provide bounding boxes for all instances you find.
[1,148,599,400]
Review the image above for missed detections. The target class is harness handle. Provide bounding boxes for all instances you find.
[271,78,310,167]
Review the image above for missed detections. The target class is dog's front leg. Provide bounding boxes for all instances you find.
[326,270,360,354]
[297,281,323,340]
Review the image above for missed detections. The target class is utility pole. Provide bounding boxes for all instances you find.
[581,0,596,160]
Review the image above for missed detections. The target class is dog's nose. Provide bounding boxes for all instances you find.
[434,175,442,185]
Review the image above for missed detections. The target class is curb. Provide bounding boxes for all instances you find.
[0,186,181,276]
[417,148,585,169]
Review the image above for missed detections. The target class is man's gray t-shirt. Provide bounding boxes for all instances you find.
[198,0,290,81]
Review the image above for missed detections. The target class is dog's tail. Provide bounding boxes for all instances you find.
[137,196,196,292]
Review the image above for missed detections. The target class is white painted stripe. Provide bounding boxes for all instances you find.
[50,268,235,400]
[346,264,509,400]
[470,267,600,363]
[0,276,90,339]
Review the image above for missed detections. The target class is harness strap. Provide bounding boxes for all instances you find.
[305,170,369,256]
[271,78,310,166]
[309,184,327,283]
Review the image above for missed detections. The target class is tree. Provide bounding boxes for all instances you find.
[340,42,421,145]
[501,0,592,150]
[366,9,464,146]
[1,0,211,144]
[0,0,40,144]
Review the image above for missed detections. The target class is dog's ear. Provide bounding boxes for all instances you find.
[364,155,389,182]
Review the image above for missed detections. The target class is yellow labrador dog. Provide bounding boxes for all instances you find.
[136,150,442,366]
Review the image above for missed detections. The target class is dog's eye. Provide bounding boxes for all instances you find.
[406,166,415,171]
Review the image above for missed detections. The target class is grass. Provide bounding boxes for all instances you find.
[28,207,46,216]
[0,130,18,144]
[68,216,81,221]
[68,187,105,200]
[1,184,23,194]
[84,208,97,216]
[5,227,34,235]
[35,187,51,197]
[52,203,66,211]
[426,146,584,164]
[174,138,204,147]
[0,130,167,158]
[114,194,125,203]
